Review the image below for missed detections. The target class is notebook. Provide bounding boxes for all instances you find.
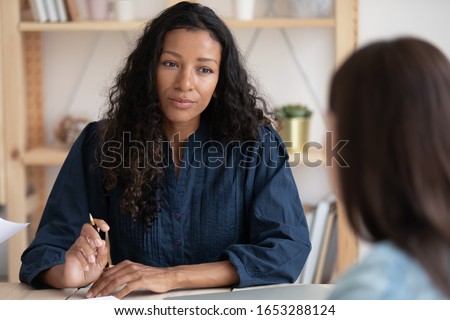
[165,284,332,300]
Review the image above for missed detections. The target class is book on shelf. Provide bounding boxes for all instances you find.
[313,207,337,283]
[55,0,68,22]
[43,0,58,22]
[65,0,89,21]
[297,194,336,284]
[29,0,48,22]
[318,212,338,283]
[65,0,80,21]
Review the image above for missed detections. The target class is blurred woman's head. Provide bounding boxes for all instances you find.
[329,37,450,295]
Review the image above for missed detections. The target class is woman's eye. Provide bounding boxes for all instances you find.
[199,67,213,74]
[163,61,178,68]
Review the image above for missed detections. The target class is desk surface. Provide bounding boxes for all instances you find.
[0,282,332,300]
[0,283,77,300]
[168,283,333,300]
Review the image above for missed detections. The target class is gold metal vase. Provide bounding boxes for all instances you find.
[279,117,311,151]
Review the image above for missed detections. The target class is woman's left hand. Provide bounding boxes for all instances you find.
[86,260,176,299]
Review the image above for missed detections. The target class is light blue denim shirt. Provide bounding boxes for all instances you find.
[328,241,447,299]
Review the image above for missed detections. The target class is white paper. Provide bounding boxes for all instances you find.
[88,295,119,300]
[0,218,29,244]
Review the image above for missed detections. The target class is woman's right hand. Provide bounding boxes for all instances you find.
[40,218,110,289]
[63,219,110,287]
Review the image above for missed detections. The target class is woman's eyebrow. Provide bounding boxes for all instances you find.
[161,50,218,65]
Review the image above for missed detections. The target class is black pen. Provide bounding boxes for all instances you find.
[89,213,110,269]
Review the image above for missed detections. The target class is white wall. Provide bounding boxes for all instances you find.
[3,0,450,277]
[359,0,450,56]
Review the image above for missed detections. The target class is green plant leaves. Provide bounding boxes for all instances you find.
[277,104,312,118]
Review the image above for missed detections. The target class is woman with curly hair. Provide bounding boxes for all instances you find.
[20,2,310,298]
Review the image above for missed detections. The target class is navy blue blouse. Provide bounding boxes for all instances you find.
[20,117,311,288]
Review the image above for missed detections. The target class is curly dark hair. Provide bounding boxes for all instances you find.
[98,1,272,228]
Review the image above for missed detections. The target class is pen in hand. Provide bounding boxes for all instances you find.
[89,213,99,232]
[89,213,110,269]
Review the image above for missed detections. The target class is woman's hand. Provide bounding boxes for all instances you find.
[86,261,175,299]
[63,218,110,287]
[40,218,110,288]
[86,260,239,299]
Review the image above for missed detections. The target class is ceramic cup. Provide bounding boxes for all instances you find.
[235,0,256,20]
[115,0,135,21]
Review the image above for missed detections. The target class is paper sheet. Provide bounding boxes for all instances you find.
[88,296,119,300]
[0,217,29,244]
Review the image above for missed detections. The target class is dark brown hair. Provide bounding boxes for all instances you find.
[329,37,450,296]
[98,2,270,228]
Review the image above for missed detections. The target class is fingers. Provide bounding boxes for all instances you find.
[87,261,136,298]
[86,262,172,299]
[96,239,110,269]
[93,218,110,233]
[67,245,92,272]
[83,224,105,266]
[68,223,108,272]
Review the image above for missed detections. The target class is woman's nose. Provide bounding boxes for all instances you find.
[175,69,194,92]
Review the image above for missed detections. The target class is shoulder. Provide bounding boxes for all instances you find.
[328,241,445,299]
[64,121,102,163]
[80,120,101,138]
[257,124,283,143]
[72,120,102,147]
[252,124,287,153]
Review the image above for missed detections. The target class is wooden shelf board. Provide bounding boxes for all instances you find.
[22,146,69,166]
[226,18,335,28]
[20,20,148,32]
[19,18,335,32]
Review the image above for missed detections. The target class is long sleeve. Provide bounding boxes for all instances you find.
[223,126,311,287]
[19,119,311,289]
[19,122,106,288]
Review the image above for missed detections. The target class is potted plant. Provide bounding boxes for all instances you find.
[276,103,313,151]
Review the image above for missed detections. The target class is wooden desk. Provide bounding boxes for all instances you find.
[0,282,77,300]
[0,282,332,300]
[0,282,231,300]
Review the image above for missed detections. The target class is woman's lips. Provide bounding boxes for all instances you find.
[169,98,195,108]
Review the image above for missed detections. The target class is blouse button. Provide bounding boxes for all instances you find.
[174,239,181,246]
[174,212,181,220]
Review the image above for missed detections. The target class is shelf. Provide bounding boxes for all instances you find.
[19,18,335,32]
[22,146,69,166]
[19,20,148,31]
[226,18,334,28]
